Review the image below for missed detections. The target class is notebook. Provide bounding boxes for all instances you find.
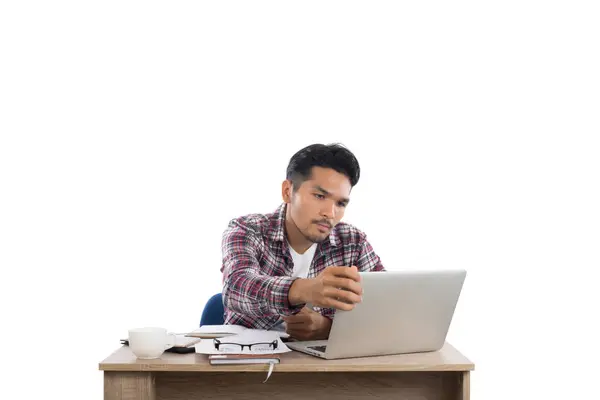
[186,325,289,339]
[208,352,281,382]
[171,335,202,347]
[208,353,281,365]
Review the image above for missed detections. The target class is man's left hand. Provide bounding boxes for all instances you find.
[283,307,332,341]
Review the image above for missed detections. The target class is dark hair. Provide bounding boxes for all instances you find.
[286,143,360,191]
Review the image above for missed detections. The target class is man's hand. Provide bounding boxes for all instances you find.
[288,266,363,311]
[283,307,332,341]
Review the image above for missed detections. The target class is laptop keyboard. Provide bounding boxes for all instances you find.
[308,345,327,353]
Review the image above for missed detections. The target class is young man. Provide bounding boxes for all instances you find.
[220,143,385,340]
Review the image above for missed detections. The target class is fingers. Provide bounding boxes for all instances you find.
[284,310,332,341]
[285,320,310,339]
[323,298,357,311]
[324,276,363,297]
[287,329,313,341]
[306,266,363,311]
[330,287,362,304]
[285,316,310,325]
[286,324,312,333]
[283,307,312,323]
[286,322,316,339]
[327,266,361,282]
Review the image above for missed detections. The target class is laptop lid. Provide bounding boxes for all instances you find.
[324,269,466,359]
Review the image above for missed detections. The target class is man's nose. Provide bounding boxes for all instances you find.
[321,200,336,220]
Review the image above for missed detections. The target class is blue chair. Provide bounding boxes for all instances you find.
[200,293,225,326]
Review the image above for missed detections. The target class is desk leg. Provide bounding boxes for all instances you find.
[459,371,470,400]
[104,372,156,400]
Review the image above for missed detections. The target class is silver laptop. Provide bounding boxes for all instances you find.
[286,269,466,359]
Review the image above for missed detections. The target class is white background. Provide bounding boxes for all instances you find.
[1,1,599,399]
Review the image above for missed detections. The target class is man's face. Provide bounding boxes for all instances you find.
[284,166,352,243]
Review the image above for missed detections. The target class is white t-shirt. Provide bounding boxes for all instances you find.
[271,242,318,333]
[288,242,317,279]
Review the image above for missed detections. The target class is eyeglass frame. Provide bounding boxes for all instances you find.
[213,338,278,351]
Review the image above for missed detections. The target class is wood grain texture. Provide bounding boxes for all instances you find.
[99,342,474,372]
[154,371,463,400]
[104,372,155,400]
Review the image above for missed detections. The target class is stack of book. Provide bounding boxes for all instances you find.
[192,328,291,367]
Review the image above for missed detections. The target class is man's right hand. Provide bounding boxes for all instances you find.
[288,266,363,311]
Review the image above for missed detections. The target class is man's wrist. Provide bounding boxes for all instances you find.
[318,314,333,340]
[288,278,311,306]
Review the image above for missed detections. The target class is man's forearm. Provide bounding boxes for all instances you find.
[224,272,306,316]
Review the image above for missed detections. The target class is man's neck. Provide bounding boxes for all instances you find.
[284,209,313,254]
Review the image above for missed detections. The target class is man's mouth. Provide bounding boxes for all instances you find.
[315,222,331,232]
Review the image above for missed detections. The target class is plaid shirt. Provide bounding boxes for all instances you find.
[220,203,385,329]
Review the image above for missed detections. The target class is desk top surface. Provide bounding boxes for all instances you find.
[99,342,474,372]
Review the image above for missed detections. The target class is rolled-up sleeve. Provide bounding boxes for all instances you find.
[220,221,304,317]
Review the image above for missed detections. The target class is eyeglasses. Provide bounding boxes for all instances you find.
[213,338,278,352]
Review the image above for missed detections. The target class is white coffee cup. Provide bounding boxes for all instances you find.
[128,327,175,359]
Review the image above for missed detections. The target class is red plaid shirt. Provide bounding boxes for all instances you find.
[220,203,385,329]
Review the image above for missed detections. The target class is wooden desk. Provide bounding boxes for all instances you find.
[99,342,474,400]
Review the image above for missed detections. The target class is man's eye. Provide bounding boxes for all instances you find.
[314,194,325,199]
[337,202,347,208]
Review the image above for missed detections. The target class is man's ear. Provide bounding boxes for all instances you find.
[282,180,293,204]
